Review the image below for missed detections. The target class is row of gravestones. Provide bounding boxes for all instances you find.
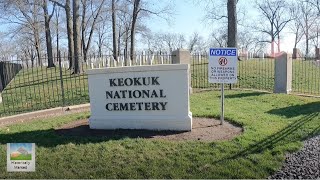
[238,48,320,60]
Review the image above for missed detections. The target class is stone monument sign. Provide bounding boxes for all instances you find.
[87,64,192,131]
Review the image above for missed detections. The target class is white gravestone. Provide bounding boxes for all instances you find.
[87,64,192,131]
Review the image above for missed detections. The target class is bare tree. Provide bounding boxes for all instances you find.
[42,0,55,67]
[95,15,110,57]
[256,0,292,56]
[73,0,81,74]
[0,0,44,66]
[227,0,237,47]
[300,0,318,57]
[81,0,106,62]
[289,2,304,50]
[211,28,228,48]
[238,30,257,51]
[308,0,320,14]
[197,0,246,48]
[50,0,74,69]
[117,1,132,61]
[128,0,173,61]
[188,32,200,52]
[129,0,140,61]
[112,0,118,61]
[162,33,178,52]
[177,34,186,49]
[54,4,61,61]
[0,32,17,60]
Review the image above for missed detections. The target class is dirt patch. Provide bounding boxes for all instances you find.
[55,118,243,141]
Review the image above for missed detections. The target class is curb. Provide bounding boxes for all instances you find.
[0,103,91,127]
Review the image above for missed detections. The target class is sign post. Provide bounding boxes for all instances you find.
[208,48,238,125]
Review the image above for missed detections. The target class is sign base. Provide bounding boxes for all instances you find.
[89,112,192,131]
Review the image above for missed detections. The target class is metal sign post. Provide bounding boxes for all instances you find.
[221,83,224,125]
[208,48,238,125]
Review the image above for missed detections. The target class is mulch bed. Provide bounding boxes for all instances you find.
[55,118,243,141]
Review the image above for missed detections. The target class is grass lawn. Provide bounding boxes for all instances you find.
[0,90,319,178]
[10,154,32,160]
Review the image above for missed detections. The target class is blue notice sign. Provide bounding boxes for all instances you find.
[210,48,237,56]
[208,47,238,84]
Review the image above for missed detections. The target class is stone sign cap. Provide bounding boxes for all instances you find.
[87,64,189,74]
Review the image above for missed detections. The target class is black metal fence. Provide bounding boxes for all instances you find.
[292,58,320,96]
[191,53,275,91]
[0,52,173,117]
[191,53,320,96]
[1,51,320,118]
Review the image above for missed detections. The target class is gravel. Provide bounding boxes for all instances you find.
[269,135,320,179]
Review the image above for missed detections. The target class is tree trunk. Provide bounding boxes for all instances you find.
[305,15,309,59]
[130,0,141,61]
[43,0,55,68]
[306,28,309,59]
[34,29,42,66]
[66,0,74,70]
[118,27,121,57]
[73,0,81,74]
[81,0,87,59]
[227,0,237,48]
[98,42,102,58]
[112,0,118,61]
[125,30,129,64]
[277,35,280,53]
[84,0,105,62]
[271,40,275,57]
[294,29,298,49]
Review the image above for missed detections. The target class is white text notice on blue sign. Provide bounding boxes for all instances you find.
[210,48,237,56]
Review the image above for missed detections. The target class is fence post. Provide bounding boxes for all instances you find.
[172,49,191,64]
[274,52,292,94]
[172,49,192,94]
[293,48,298,59]
[58,51,66,107]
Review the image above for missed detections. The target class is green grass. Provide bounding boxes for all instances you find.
[10,154,32,160]
[0,90,319,178]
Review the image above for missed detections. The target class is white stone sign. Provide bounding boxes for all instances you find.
[87,64,192,131]
[209,48,238,84]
